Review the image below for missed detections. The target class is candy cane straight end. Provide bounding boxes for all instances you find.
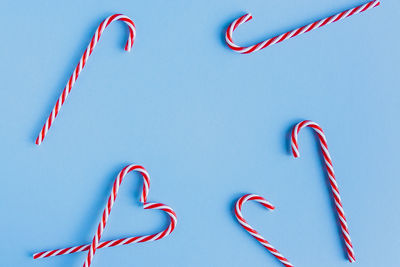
[35,130,44,145]
[35,137,41,146]
[349,255,356,263]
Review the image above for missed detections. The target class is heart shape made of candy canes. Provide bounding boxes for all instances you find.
[235,194,293,267]
[33,164,177,267]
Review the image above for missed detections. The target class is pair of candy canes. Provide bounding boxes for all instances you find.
[34,164,178,267]
[33,120,352,267]
[235,120,354,267]
[33,1,379,265]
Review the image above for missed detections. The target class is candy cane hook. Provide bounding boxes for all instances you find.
[291,120,355,262]
[226,0,380,54]
[235,194,293,267]
[33,165,177,266]
[35,14,136,145]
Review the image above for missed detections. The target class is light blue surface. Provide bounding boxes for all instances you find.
[0,0,399,266]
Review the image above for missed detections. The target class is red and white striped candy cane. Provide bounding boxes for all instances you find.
[35,14,136,145]
[33,165,177,267]
[226,0,380,54]
[235,194,293,267]
[291,120,355,262]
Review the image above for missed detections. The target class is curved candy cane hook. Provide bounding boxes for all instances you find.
[35,14,136,145]
[291,120,355,262]
[235,194,293,267]
[225,0,380,54]
[33,165,177,266]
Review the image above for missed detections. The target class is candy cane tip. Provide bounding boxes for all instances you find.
[35,138,42,145]
[32,252,42,259]
[291,153,300,158]
[292,149,300,158]
[244,13,253,22]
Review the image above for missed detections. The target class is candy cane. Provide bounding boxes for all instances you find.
[235,194,293,267]
[226,0,380,54]
[33,165,177,266]
[291,120,355,262]
[35,14,136,145]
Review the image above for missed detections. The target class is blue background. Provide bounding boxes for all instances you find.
[0,0,398,266]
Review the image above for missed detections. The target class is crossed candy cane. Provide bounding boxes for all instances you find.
[33,164,177,267]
